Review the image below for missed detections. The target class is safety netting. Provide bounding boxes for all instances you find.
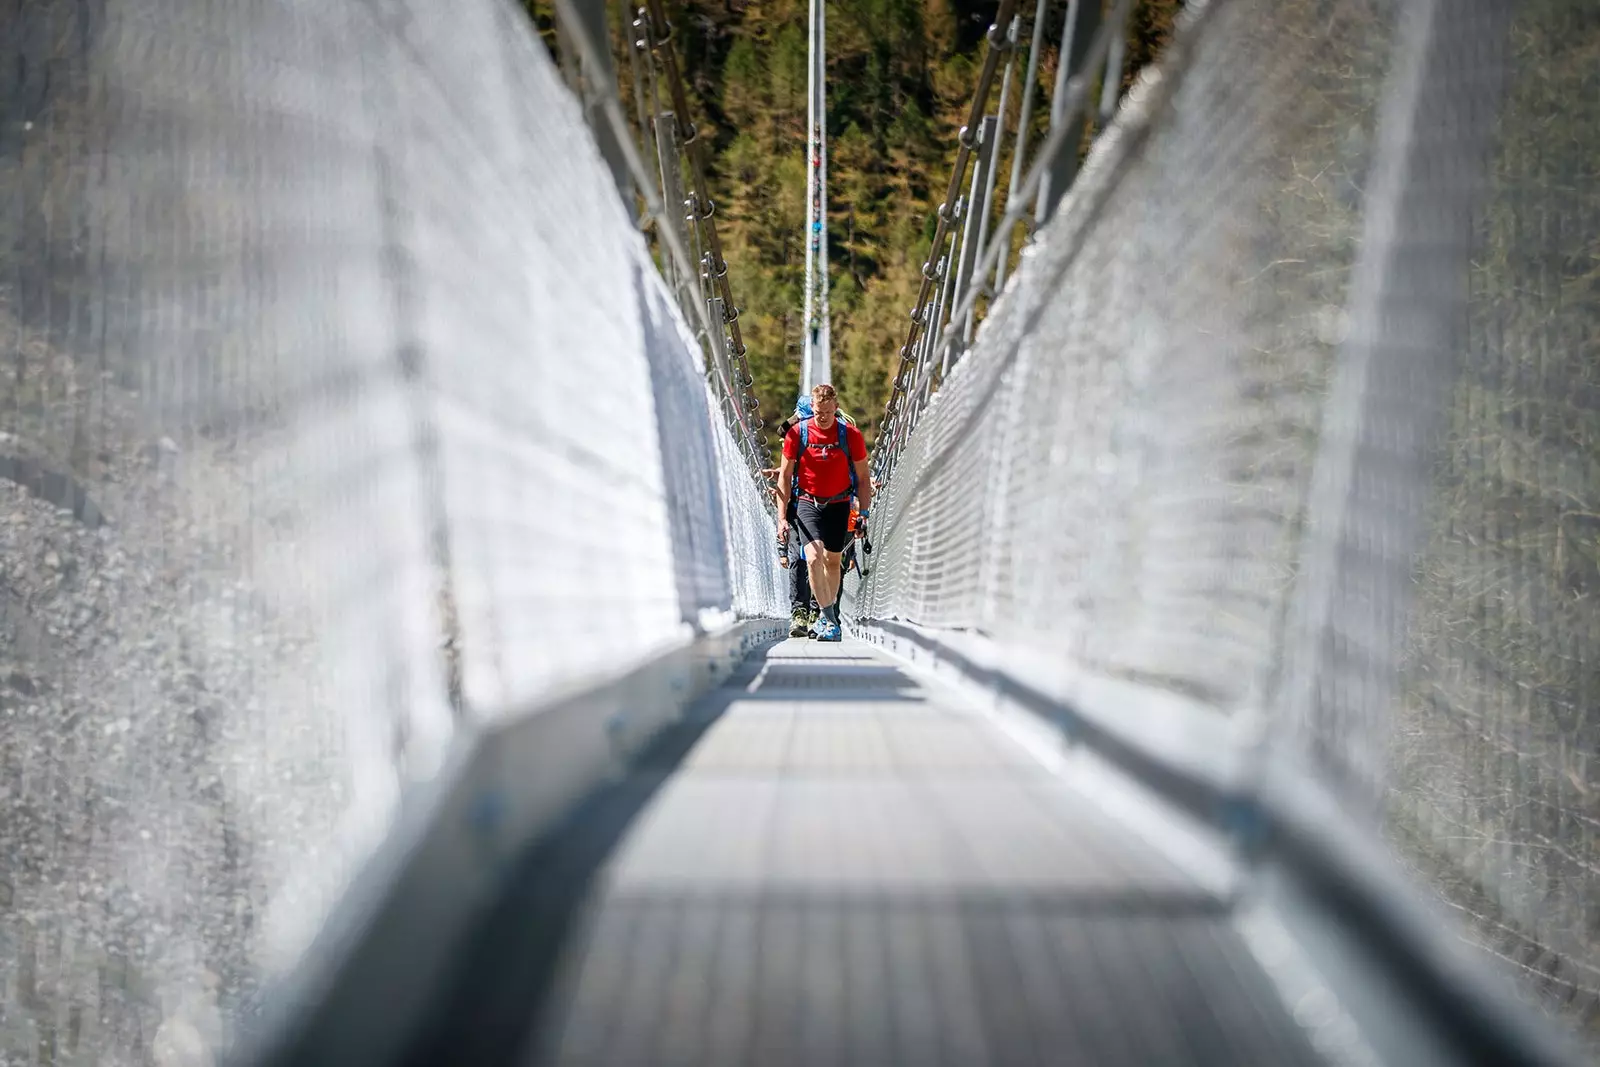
[1386,0,1600,1035]
[0,0,780,1060]
[855,0,1599,1047]
[857,0,1399,721]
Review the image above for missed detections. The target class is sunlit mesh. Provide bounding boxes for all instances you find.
[2,0,1594,1060]
[711,400,788,620]
[1383,0,1600,1031]
[0,0,778,1059]
[855,0,1599,1048]
[858,0,1397,710]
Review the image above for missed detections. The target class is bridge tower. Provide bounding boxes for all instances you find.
[800,0,830,392]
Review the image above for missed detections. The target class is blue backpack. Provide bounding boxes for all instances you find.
[793,417,858,500]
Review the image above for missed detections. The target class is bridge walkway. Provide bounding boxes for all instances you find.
[407,638,1319,1066]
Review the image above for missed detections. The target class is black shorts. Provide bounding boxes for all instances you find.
[794,497,852,553]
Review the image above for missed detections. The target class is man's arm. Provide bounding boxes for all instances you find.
[777,455,797,511]
[777,422,798,514]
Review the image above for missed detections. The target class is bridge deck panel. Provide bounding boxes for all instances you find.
[510,639,1321,1066]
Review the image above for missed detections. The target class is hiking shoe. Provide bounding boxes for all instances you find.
[789,608,809,638]
[815,618,842,642]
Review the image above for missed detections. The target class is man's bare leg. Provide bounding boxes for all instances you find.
[805,542,842,610]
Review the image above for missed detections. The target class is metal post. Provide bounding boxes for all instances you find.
[802,0,831,391]
[904,255,942,439]
[802,0,818,391]
[954,115,998,345]
[912,243,951,431]
[923,251,947,371]
[709,295,758,472]
[937,238,961,377]
[639,7,667,190]
[625,6,657,223]
[972,17,1017,305]
[922,251,952,402]
[707,296,735,404]
[654,111,690,302]
[815,0,831,388]
[1034,0,1101,225]
[932,230,960,380]
[994,0,1048,293]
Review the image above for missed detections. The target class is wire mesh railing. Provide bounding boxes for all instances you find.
[1381,0,1600,1033]
[854,0,1599,1053]
[875,0,1136,478]
[551,0,769,478]
[0,0,780,1060]
[0,0,1594,1061]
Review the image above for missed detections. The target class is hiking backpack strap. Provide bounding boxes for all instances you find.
[840,420,858,495]
[794,421,808,497]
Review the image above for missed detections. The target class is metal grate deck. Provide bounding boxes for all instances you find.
[405,639,1323,1066]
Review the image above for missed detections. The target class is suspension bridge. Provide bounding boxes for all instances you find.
[0,0,1596,1065]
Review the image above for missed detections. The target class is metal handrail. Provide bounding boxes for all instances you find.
[551,0,769,479]
[877,0,1019,471]
[640,0,764,432]
[875,0,1132,482]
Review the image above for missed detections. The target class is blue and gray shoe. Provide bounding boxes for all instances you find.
[815,617,842,642]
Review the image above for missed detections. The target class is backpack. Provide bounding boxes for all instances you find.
[794,417,858,498]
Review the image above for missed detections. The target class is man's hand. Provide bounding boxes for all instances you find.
[778,517,789,543]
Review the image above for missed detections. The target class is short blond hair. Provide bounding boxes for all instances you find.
[810,383,837,402]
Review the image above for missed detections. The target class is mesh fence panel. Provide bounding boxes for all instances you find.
[1383,0,1600,1036]
[0,0,778,1061]
[856,0,1598,1050]
[858,0,1397,710]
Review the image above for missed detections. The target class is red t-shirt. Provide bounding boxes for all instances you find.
[784,417,867,499]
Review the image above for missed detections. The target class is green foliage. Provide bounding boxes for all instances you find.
[526,0,1180,457]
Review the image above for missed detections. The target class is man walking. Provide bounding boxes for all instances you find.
[776,506,814,636]
[767,397,818,637]
[777,383,872,642]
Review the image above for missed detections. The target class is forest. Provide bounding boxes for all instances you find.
[525,0,1180,449]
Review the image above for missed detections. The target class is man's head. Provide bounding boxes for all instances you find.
[810,383,838,424]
